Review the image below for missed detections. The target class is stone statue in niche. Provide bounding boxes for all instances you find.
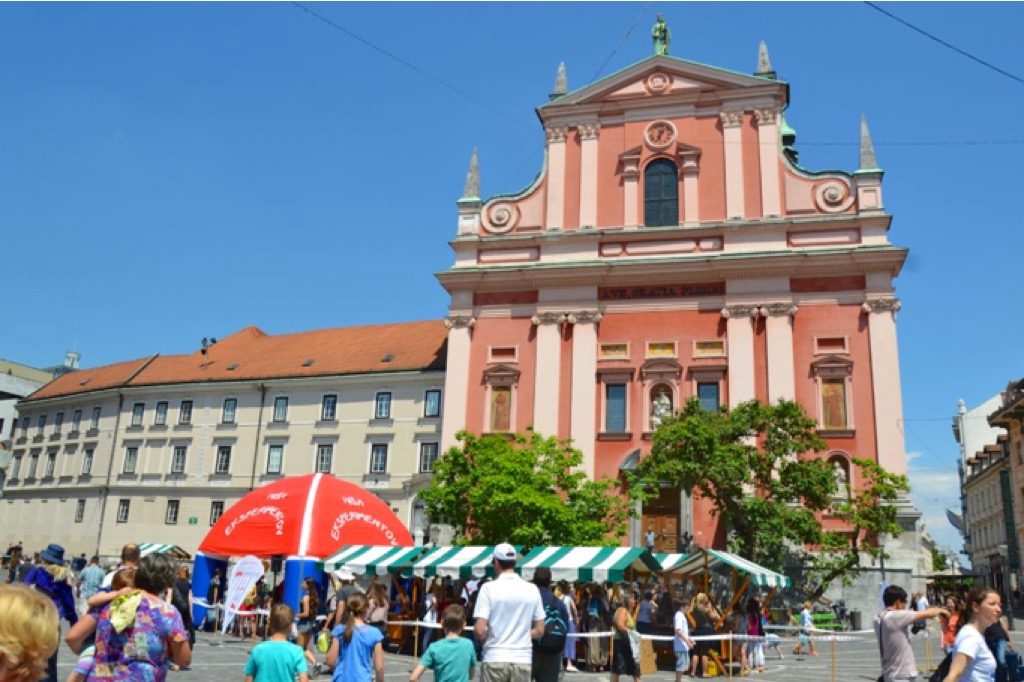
[833,460,849,499]
[650,390,673,429]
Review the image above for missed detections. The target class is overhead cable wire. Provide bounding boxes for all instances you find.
[590,1,653,83]
[864,2,1024,86]
[290,2,537,132]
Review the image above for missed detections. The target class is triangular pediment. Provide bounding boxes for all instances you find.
[540,55,782,111]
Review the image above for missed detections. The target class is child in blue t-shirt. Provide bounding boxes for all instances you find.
[410,604,476,682]
[245,603,309,682]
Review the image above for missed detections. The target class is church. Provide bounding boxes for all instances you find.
[437,18,923,577]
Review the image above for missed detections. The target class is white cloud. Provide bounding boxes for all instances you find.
[905,456,964,559]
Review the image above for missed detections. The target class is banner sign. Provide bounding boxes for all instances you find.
[221,555,265,633]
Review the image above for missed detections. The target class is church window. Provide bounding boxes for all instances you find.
[605,384,627,432]
[490,386,512,432]
[644,158,679,227]
[811,356,855,433]
[697,382,720,411]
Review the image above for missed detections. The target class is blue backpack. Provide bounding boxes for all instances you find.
[535,593,568,654]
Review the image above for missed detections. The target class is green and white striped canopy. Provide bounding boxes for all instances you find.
[517,546,661,583]
[658,548,792,588]
[407,546,514,579]
[320,545,427,576]
[653,553,691,571]
[138,543,191,560]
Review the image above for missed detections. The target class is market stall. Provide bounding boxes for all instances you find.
[139,543,192,560]
[517,546,661,582]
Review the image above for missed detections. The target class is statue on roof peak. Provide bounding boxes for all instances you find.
[652,13,670,56]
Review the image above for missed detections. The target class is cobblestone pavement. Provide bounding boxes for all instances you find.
[48,627,951,682]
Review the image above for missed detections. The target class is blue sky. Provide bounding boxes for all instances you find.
[2,2,1021,559]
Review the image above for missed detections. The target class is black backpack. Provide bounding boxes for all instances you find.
[535,592,568,654]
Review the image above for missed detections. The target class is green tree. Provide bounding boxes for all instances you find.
[931,547,950,573]
[419,430,633,546]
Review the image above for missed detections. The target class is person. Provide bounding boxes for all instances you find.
[555,581,579,672]
[171,564,195,650]
[65,569,136,682]
[730,604,749,676]
[327,593,384,682]
[366,582,390,648]
[418,581,441,654]
[101,544,140,588]
[410,604,476,682]
[244,603,309,682]
[71,553,87,574]
[875,584,948,682]
[473,543,545,682]
[88,553,191,681]
[673,599,694,682]
[77,556,105,603]
[793,601,817,656]
[746,598,766,674]
[611,591,641,682]
[636,591,657,635]
[943,587,1001,682]
[584,584,610,673]
[531,568,568,682]
[330,568,359,630]
[22,543,77,682]
[983,609,1014,682]
[687,593,718,678]
[644,529,657,554]
[297,577,321,676]
[941,596,962,655]
[4,547,22,585]
[0,584,60,682]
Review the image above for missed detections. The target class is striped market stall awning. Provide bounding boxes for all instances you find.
[517,546,661,583]
[320,545,427,576]
[653,553,691,571]
[407,546,515,579]
[659,548,792,588]
[138,543,192,560]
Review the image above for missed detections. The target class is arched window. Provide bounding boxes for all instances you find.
[644,158,679,227]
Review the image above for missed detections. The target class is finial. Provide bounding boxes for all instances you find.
[755,41,776,79]
[652,13,670,56]
[549,62,568,101]
[461,148,480,200]
[859,114,880,171]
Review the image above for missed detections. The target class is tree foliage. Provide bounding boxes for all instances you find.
[931,547,950,573]
[419,430,633,546]
[629,397,911,596]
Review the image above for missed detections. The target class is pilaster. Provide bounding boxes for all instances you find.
[760,303,797,401]
[578,121,601,229]
[569,311,601,476]
[721,305,759,406]
[753,107,782,218]
[862,297,906,475]
[531,312,565,437]
[720,109,746,220]
[545,126,569,230]
[441,315,475,451]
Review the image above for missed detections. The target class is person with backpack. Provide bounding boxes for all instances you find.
[530,568,568,682]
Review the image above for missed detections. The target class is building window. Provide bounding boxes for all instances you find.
[814,336,849,355]
[210,501,225,526]
[321,395,338,421]
[599,343,630,360]
[165,500,180,525]
[10,455,21,479]
[90,407,101,429]
[488,346,518,363]
[54,413,64,433]
[821,379,849,430]
[273,397,288,422]
[424,390,441,418]
[267,445,283,474]
[71,410,82,432]
[370,444,388,474]
[154,402,168,426]
[178,401,193,425]
[419,443,439,473]
[20,417,29,435]
[811,356,854,432]
[646,341,677,358]
[490,386,512,432]
[316,444,333,473]
[222,398,237,424]
[215,446,231,474]
[123,447,138,474]
[171,446,187,474]
[644,158,679,227]
[374,393,392,419]
[605,384,627,432]
[116,499,130,523]
[75,499,85,523]
[131,403,145,426]
[693,340,726,358]
[37,415,46,434]
[82,449,94,475]
[697,382,720,411]
[44,452,56,478]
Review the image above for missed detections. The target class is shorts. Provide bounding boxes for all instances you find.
[73,645,96,677]
[297,620,314,635]
[480,662,531,682]
[675,651,690,672]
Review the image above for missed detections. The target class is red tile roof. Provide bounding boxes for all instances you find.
[22,321,447,401]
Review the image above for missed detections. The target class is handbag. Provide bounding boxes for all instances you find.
[927,653,951,682]
[317,628,330,654]
[627,628,642,665]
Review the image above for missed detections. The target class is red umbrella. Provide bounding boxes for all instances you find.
[198,473,413,558]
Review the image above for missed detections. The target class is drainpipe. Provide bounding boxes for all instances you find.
[249,383,267,491]
[94,391,125,557]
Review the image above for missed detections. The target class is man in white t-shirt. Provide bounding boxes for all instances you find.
[474,543,545,682]
[673,601,695,682]
[874,584,948,682]
[101,543,141,588]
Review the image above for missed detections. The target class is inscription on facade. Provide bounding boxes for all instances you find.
[598,282,725,300]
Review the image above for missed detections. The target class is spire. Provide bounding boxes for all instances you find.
[755,41,776,79]
[859,114,880,171]
[549,62,568,101]
[461,148,480,201]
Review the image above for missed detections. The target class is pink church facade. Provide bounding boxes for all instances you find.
[437,47,909,551]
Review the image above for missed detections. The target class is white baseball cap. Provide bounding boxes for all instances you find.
[333,566,355,581]
[493,543,516,561]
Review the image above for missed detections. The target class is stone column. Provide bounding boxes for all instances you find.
[440,315,475,451]
[863,298,907,476]
[531,312,565,438]
[569,311,601,477]
[545,125,569,230]
[760,303,797,402]
[720,109,746,220]
[578,121,601,229]
[754,107,782,218]
[721,305,759,407]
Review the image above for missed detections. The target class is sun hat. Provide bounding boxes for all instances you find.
[334,566,355,581]
[40,543,67,566]
[492,543,516,561]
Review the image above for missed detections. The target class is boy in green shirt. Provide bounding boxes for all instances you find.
[410,604,476,682]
